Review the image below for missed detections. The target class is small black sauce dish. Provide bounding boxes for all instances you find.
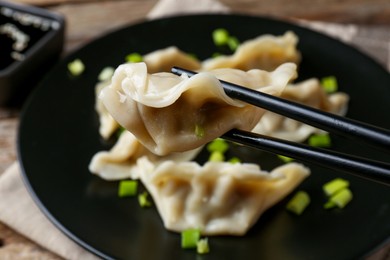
[0,0,65,106]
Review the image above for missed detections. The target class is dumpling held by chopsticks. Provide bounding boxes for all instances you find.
[99,62,297,155]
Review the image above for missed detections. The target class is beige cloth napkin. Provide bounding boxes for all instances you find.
[0,163,98,260]
[1,0,389,259]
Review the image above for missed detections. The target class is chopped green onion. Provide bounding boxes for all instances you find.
[138,191,152,208]
[278,154,294,163]
[286,191,310,215]
[322,178,349,196]
[181,229,201,249]
[187,53,198,60]
[212,28,230,46]
[98,67,114,81]
[324,188,353,209]
[126,52,143,63]
[197,238,210,254]
[208,151,225,162]
[116,126,126,138]
[207,138,229,153]
[212,52,221,58]
[118,180,138,197]
[228,157,241,164]
[321,76,338,93]
[308,133,331,147]
[227,36,240,51]
[68,59,85,76]
[324,200,336,209]
[195,124,205,138]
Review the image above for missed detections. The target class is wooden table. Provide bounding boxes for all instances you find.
[1,0,390,258]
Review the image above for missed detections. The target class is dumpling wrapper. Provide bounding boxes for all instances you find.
[202,31,301,72]
[89,131,202,180]
[252,78,349,142]
[94,80,120,139]
[143,46,201,73]
[100,62,297,155]
[95,32,300,139]
[138,157,310,236]
[95,47,201,139]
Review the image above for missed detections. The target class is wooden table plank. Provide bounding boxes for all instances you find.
[14,0,390,24]
[12,0,104,7]
[0,222,61,259]
[48,0,157,53]
[219,0,390,24]
[0,110,19,175]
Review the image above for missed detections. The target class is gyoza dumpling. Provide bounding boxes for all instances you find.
[137,157,310,235]
[89,131,202,180]
[252,78,349,142]
[202,31,301,71]
[99,62,297,155]
[95,47,201,139]
[95,80,120,139]
[95,32,300,140]
[143,46,201,73]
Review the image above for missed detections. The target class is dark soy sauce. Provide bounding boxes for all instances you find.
[0,6,60,71]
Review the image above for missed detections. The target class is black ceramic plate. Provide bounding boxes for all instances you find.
[18,14,390,260]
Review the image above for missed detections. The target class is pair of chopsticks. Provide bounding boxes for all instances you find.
[171,67,390,185]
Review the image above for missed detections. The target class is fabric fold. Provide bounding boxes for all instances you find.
[0,163,98,260]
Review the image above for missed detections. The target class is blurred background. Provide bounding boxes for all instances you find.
[9,0,390,53]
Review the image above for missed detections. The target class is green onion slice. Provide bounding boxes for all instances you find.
[308,133,331,147]
[278,154,294,163]
[138,191,152,208]
[323,178,349,196]
[116,126,126,138]
[212,52,221,58]
[197,238,210,254]
[324,188,353,209]
[118,180,138,197]
[68,59,85,76]
[228,157,241,164]
[286,191,310,215]
[207,138,229,153]
[187,53,198,60]
[321,76,338,93]
[181,229,201,249]
[126,52,143,63]
[98,67,114,81]
[227,36,240,51]
[195,124,205,138]
[208,151,225,162]
[212,28,230,46]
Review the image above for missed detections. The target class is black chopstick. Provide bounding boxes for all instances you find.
[223,129,390,185]
[171,67,390,152]
[171,66,390,185]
